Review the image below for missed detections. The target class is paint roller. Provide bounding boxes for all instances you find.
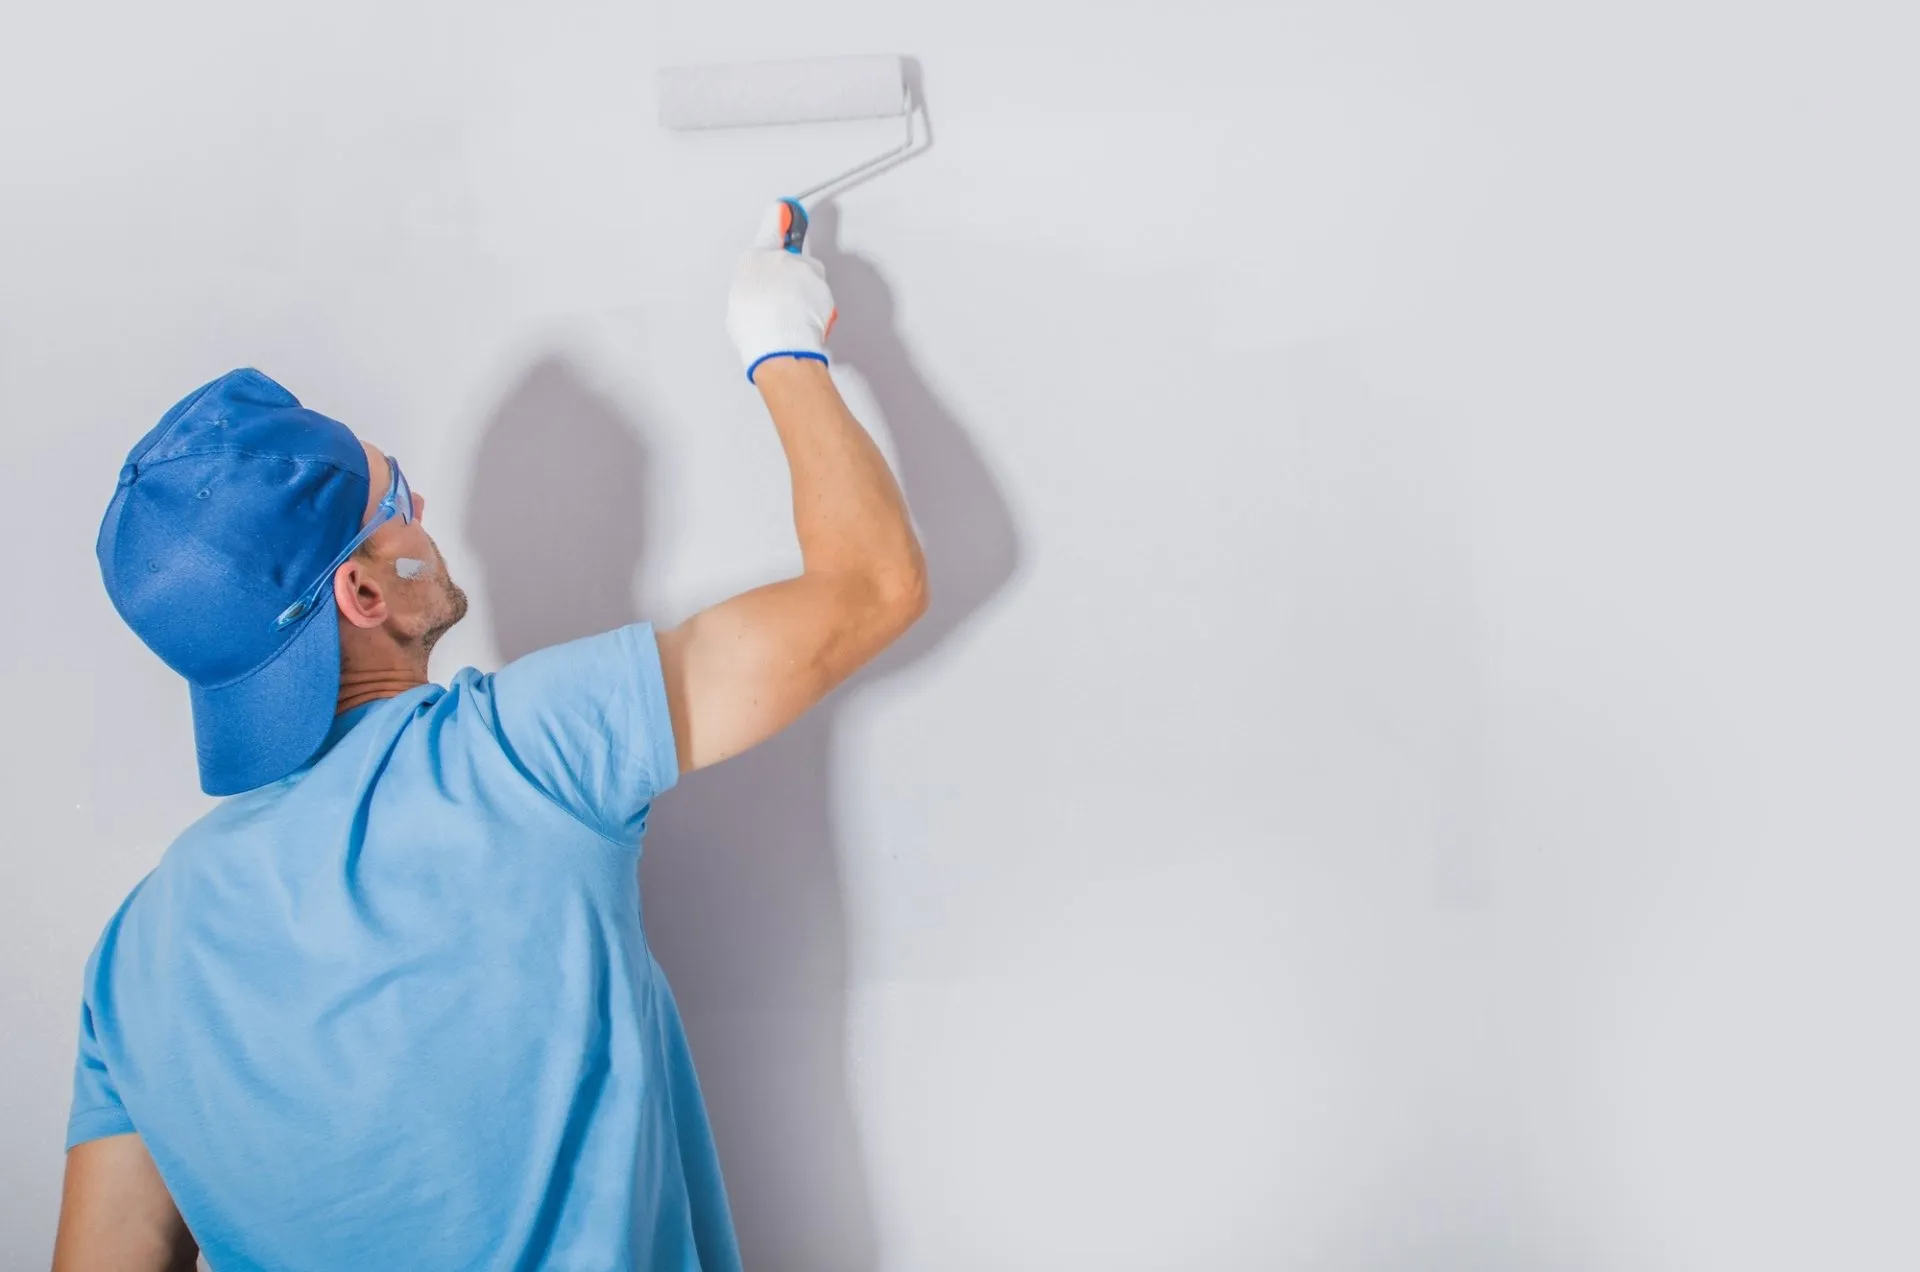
[656,54,919,254]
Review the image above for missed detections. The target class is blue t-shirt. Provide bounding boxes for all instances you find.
[67,624,741,1272]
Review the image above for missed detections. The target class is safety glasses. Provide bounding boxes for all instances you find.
[272,456,414,631]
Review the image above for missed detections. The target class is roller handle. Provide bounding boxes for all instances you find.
[777,197,810,254]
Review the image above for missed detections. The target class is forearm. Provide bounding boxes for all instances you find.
[755,357,924,592]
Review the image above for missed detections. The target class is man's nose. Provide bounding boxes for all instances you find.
[412,492,427,523]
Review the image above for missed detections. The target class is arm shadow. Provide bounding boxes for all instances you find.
[809,199,1022,673]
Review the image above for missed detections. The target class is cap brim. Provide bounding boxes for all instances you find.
[188,606,341,796]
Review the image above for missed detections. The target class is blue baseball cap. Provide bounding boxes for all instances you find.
[98,369,371,796]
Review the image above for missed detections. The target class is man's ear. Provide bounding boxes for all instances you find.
[333,558,389,630]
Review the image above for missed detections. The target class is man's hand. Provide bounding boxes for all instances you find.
[725,201,838,383]
[53,1134,198,1272]
[658,207,926,774]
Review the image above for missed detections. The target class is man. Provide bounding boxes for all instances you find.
[51,204,926,1271]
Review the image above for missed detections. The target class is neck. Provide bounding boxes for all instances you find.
[337,647,429,714]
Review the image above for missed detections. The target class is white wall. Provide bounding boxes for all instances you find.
[4,1,1917,1268]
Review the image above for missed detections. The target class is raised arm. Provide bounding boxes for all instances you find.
[656,205,928,774]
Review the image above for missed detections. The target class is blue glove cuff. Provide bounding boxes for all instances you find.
[746,350,829,384]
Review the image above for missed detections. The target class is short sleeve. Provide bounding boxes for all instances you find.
[67,996,134,1149]
[484,623,681,843]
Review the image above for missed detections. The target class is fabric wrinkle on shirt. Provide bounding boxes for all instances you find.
[67,623,740,1272]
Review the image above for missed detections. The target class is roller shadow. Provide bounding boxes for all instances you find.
[463,202,1019,1272]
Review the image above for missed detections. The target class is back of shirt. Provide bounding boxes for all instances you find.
[67,624,741,1272]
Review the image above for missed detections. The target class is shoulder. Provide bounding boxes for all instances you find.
[78,870,160,996]
[461,625,668,736]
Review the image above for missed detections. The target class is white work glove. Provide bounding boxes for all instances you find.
[726,201,838,383]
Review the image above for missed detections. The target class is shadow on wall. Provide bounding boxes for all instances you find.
[463,202,1020,1272]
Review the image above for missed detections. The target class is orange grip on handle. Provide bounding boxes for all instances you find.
[778,198,809,254]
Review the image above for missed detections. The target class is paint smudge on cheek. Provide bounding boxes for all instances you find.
[395,557,430,580]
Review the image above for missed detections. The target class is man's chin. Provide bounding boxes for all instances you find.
[421,582,470,660]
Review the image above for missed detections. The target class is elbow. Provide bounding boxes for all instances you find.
[809,558,926,687]
[867,548,928,641]
[878,553,930,635]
